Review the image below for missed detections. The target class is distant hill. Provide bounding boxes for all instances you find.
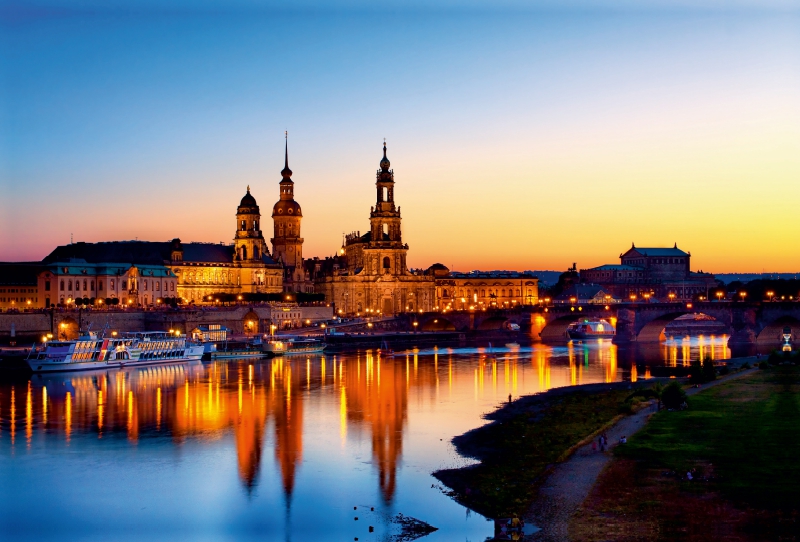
[715,273,799,284]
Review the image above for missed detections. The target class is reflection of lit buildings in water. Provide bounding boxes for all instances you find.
[342,351,408,503]
[270,359,303,501]
[661,335,730,366]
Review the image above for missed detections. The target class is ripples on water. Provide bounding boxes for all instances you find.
[0,336,731,541]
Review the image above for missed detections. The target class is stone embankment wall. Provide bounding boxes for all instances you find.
[0,305,333,344]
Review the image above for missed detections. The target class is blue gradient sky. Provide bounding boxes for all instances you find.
[2,1,799,272]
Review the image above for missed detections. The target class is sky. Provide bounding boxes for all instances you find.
[1,1,799,273]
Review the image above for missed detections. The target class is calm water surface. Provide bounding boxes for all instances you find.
[0,337,731,541]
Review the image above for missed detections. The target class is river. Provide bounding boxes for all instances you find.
[0,336,733,541]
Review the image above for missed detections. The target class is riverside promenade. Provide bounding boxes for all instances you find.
[526,359,759,541]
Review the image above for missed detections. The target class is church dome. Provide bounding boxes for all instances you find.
[238,186,260,213]
[272,199,302,217]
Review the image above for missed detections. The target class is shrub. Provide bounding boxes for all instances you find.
[759,361,769,370]
[689,359,703,384]
[702,357,717,382]
[741,361,751,369]
[768,350,781,365]
[719,365,730,376]
[662,382,687,410]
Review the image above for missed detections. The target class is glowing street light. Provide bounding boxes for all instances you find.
[739,291,747,301]
[716,291,723,302]
[766,291,774,302]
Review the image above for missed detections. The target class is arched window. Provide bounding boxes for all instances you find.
[516,289,521,297]
[110,280,115,290]
[171,282,175,292]
[241,220,246,231]
[68,280,72,290]
[383,257,390,271]
[481,289,486,297]
[99,280,103,290]
[253,220,258,231]
[90,280,95,290]
[60,280,64,291]
[82,279,87,291]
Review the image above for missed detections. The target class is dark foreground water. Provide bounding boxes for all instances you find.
[0,337,732,541]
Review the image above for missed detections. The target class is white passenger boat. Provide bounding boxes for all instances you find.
[26,331,204,373]
[262,337,325,356]
[567,318,616,340]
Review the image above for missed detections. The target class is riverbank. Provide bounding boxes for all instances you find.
[570,362,800,541]
[432,379,662,519]
[433,356,757,522]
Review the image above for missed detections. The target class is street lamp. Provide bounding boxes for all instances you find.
[716,291,723,302]
[412,321,418,332]
[739,291,747,302]
[766,291,774,302]
[630,294,637,303]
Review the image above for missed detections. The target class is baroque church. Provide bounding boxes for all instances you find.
[0,138,436,314]
[314,143,435,315]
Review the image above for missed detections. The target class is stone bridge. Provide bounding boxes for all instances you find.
[393,301,800,347]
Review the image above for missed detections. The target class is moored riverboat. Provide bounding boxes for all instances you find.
[26,331,204,373]
[262,337,325,356]
[567,318,615,340]
[209,337,268,360]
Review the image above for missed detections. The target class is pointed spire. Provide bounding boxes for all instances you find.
[281,131,292,180]
[247,185,250,192]
[383,137,387,158]
[674,242,678,249]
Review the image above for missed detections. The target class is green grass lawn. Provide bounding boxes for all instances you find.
[435,387,633,518]
[618,366,800,511]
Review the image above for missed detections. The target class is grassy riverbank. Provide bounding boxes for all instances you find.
[434,382,653,519]
[572,365,800,541]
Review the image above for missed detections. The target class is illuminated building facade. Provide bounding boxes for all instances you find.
[580,243,718,301]
[315,143,435,315]
[426,264,539,310]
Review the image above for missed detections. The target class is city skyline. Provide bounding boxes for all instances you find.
[2,2,799,272]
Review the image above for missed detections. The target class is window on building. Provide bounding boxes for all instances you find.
[171,282,175,292]
[45,281,51,291]
[83,280,87,291]
[60,280,64,291]
[68,280,72,290]
[156,282,160,291]
[98,280,103,290]
[111,280,115,289]
[90,280,94,290]
[241,220,246,231]
[383,257,390,270]
[144,282,148,291]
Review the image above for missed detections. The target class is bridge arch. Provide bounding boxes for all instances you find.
[539,315,583,341]
[756,315,799,347]
[420,317,456,332]
[56,317,79,341]
[243,310,260,334]
[636,312,729,343]
[477,316,509,331]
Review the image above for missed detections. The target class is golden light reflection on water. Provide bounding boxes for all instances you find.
[0,335,732,504]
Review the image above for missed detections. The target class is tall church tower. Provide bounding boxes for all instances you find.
[271,134,306,290]
[234,186,267,262]
[366,141,407,275]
